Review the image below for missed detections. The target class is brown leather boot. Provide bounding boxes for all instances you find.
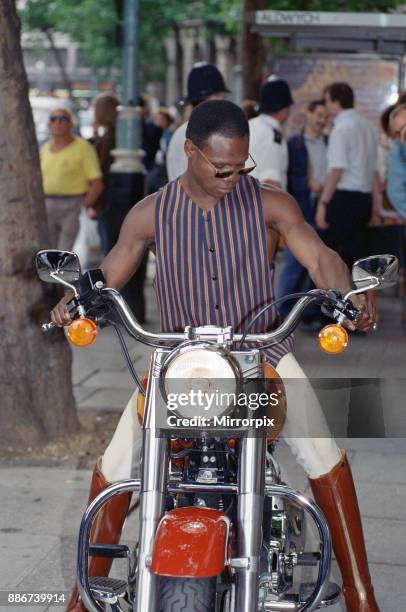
[66,457,131,611]
[309,450,379,612]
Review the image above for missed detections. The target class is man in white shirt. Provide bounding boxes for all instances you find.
[249,78,293,190]
[316,82,380,269]
[166,63,229,181]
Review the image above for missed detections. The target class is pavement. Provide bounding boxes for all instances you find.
[1,260,406,611]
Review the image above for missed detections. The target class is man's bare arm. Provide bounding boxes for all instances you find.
[50,194,156,326]
[263,188,351,291]
[83,178,104,209]
[315,168,342,229]
[370,170,383,225]
[261,188,375,328]
[101,195,156,289]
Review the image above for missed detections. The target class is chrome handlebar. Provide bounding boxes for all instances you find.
[100,287,332,348]
[241,292,326,344]
[102,288,184,346]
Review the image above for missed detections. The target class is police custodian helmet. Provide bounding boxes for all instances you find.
[258,77,293,114]
[182,63,230,104]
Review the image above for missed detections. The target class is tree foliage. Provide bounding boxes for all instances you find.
[20,0,119,73]
[20,0,241,80]
[20,0,402,82]
[138,0,241,81]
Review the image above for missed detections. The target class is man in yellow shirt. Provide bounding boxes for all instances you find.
[40,108,104,250]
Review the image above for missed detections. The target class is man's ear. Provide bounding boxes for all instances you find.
[184,138,196,159]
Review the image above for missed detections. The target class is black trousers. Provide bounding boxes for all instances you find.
[322,189,372,270]
[321,192,384,436]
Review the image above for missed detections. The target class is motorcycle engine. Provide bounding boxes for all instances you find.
[261,494,306,594]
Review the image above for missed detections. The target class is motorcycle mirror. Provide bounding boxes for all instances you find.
[35,250,81,295]
[351,254,399,291]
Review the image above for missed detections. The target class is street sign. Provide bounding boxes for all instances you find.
[249,10,406,29]
[248,10,406,55]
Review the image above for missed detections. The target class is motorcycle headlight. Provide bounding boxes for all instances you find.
[161,345,241,422]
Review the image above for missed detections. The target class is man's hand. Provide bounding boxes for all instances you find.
[83,178,104,209]
[86,207,98,220]
[50,293,74,327]
[368,211,382,227]
[315,202,329,230]
[309,178,323,194]
[345,290,376,332]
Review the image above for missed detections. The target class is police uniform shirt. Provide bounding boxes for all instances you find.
[249,114,288,190]
[166,121,188,182]
[327,109,378,193]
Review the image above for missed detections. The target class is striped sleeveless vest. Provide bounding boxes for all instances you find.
[154,175,294,367]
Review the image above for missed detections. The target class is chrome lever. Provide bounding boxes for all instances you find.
[42,321,56,332]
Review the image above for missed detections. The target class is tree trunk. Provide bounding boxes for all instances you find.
[240,0,266,101]
[0,0,80,447]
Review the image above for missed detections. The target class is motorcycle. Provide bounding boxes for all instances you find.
[36,250,398,612]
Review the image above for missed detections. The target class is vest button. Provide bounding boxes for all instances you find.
[215,305,219,310]
[209,247,214,253]
[212,276,217,281]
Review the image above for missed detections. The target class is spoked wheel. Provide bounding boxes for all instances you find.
[159,577,217,612]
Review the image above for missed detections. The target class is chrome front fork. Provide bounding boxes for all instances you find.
[235,433,267,612]
[133,353,168,612]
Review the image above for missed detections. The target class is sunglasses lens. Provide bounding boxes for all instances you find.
[215,170,234,179]
[238,166,256,176]
[50,116,68,123]
[215,165,256,179]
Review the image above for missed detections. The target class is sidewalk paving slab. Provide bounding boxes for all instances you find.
[78,388,134,411]
[81,370,137,390]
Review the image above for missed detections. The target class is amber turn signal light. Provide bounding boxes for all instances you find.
[318,324,348,354]
[66,318,98,348]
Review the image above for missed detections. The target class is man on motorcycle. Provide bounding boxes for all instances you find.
[52,100,378,612]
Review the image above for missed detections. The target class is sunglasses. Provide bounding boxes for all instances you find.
[49,115,70,123]
[195,145,257,179]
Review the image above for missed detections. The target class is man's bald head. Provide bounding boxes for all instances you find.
[48,107,73,138]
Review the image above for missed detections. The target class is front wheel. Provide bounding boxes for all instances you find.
[159,577,217,612]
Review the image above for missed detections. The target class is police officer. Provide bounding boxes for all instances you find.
[166,62,229,181]
[249,77,294,190]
